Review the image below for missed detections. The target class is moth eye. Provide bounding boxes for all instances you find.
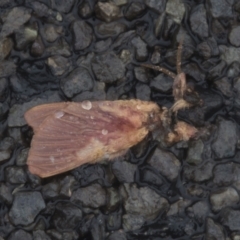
[55,111,64,118]
[102,129,108,135]
[81,100,92,110]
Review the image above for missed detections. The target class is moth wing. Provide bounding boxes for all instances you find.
[24,102,69,130]
[27,101,150,178]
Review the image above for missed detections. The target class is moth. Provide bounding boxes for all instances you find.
[25,41,202,178]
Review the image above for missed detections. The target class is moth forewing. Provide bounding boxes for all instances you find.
[25,100,163,178]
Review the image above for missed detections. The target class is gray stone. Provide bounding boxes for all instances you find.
[150,73,173,92]
[187,201,209,223]
[71,183,106,208]
[53,202,82,230]
[136,83,151,101]
[206,218,225,240]
[8,91,61,127]
[220,45,240,65]
[212,118,238,159]
[72,20,93,51]
[120,183,169,222]
[47,55,71,76]
[95,22,126,38]
[166,0,185,24]
[209,0,233,18]
[148,148,181,181]
[210,187,239,212]
[229,25,240,47]
[190,4,208,38]
[0,183,12,204]
[144,0,166,14]
[0,38,13,60]
[60,67,93,98]
[9,191,46,226]
[95,2,121,22]
[131,36,148,61]
[0,137,14,162]
[0,7,32,39]
[112,161,137,183]
[92,52,125,83]
[8,229,32,240]
[51,0,75,13]
[186,139,204,165]
[184,161,214,182]
[124,2,146,20]
[220,208,240,231]
[5,167,27,184]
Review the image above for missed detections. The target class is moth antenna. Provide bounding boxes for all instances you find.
[141,64,176,79]
[176,37,184,74]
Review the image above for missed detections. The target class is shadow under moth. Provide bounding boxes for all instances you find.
[25,41,202,178]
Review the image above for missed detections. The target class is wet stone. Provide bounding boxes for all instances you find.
[31,36,45,57]
[197,37,219,59]
[234,77,240,108]
[112,161,137,183]
[94,38,112,53]
[220,208,240,231]
[113,30,136,49]
[0,7,32,39]
[166,0,185,24]
[209,0,233,18]
[60,67,93,98]
[9,191,46,226]
[0,78,8,101]
[208,60,226,81]
[106,187,121,212]
[43,24,64,43]
[228,61,240,78]
[71,183,106,208]
[78,1,93,18]
[95,2,121,22]
[0,38,13,61]
[124,2,146,20]
[131,36,148,61]
[16,148,29,166]
[33,230,51,240]
[47,55,71,76]
[135,83,151,101]
[95,22,126,38]
[46,38,71,57]
[187,201,209,223]
[150,73,173,92]
[211,118,238,159]
[0,60,16,78]
[210,187,239,212]
[107,230,127,240]
[0,183,13,205]
[183,62,206,82]
[183,161,214,182]
[141,169,163,187]
[72,20,93,51]
[42,182,60,199]
[5,166,27,184]
[148,148,181,182]
[0,137,14,162]
[229,25,240,47]
[51,0,75,14]
[59,175,77,197]
[206,218,225,240]
[214,77,232,98]
[8,91,61,127]
[122,214,145,231]
[53,202,82,230]
[190,4,208,38]
[186,139,204,165]
[167,199,191,216]
[144,0,166,14]
[8,229,32,240]
[91,52,125,83]
[220,45,240,65]
[213,163,235,187]
[134,67,148,83]
[120,184,169,226]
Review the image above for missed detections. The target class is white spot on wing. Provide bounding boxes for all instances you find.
[102,129,108,135]
[55,111,64,118]
[81,100,92,110]
[50,156,55,163]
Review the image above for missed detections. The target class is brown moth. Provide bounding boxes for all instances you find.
[25,41,201,178]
